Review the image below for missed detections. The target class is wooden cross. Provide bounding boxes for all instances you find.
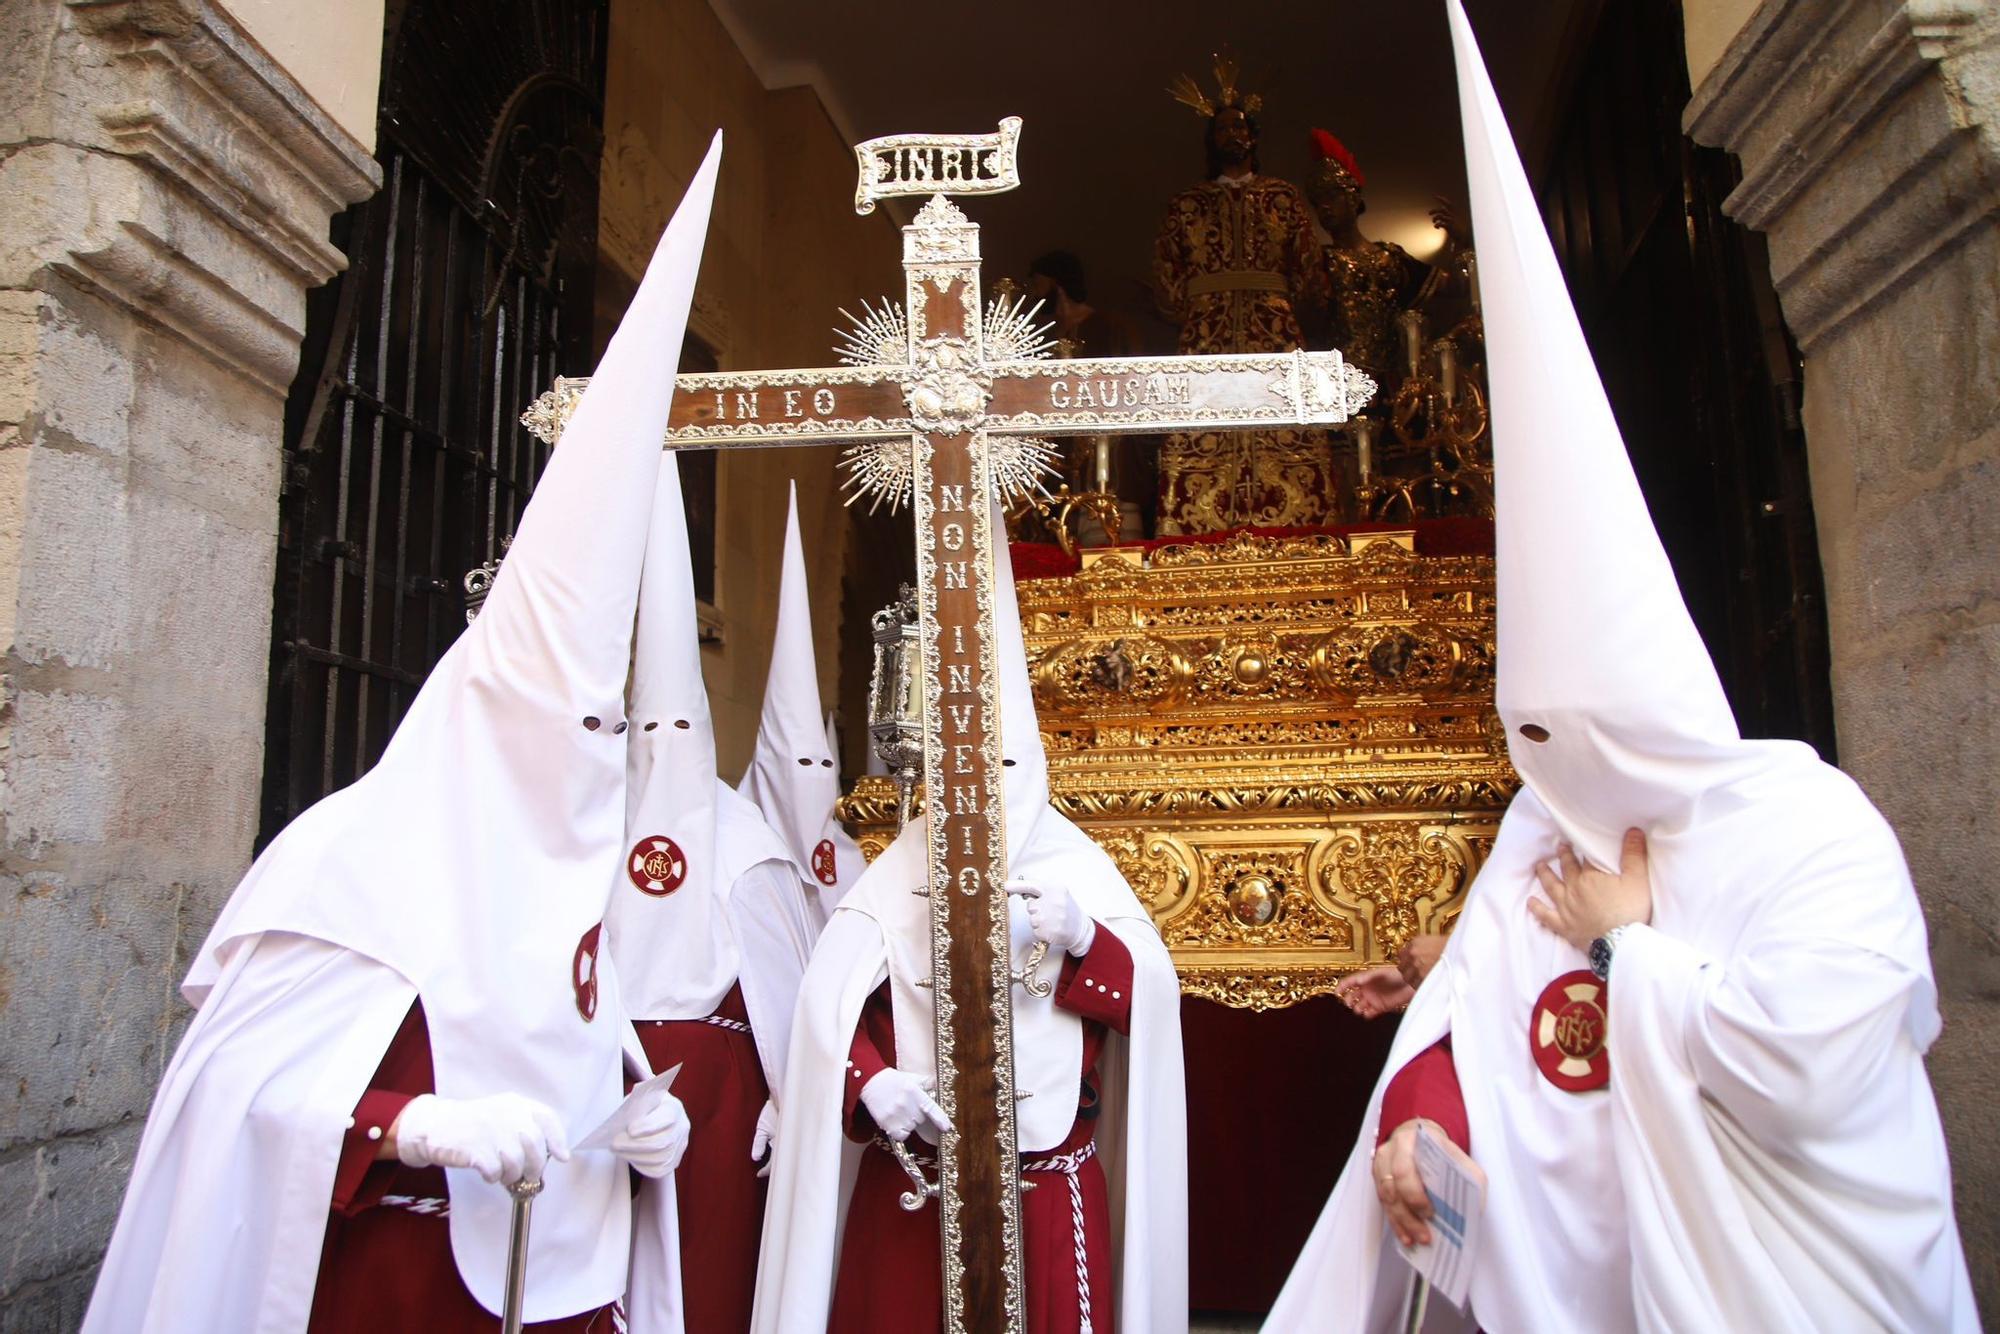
[524,118,1372,1334]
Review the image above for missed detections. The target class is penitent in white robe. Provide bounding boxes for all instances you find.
[1266,5,1973,1327]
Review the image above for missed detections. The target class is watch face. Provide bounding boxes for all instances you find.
[1588,936,1613,978]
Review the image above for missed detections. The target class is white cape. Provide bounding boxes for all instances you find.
[1263,791,1620,1334]
[750,813,1188,1334]
[84,934,414,1334]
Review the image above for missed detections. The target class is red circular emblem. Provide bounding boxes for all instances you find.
[627,835,687,897]
[1530,969,1610,1092]
[572,923,602,1022]
[811,838,839,887]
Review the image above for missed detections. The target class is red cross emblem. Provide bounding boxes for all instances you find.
[572,923,602,1022]
[812,838,839,886]
[628,835,687,897]
[1530,969,1610,1092]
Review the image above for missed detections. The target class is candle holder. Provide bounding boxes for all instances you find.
[1005,484,1124,559]
[1365,311,1492,521]
[1348,416,1386,522]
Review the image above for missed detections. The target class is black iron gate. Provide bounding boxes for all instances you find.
[260,0,609,843]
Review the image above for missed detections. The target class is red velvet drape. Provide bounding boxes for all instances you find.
[1180,996,1403,1314]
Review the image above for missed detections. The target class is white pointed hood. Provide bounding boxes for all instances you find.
[616,458,821,1334]
[739,483,858,899]
[606,452,736,1020]
[170,134,725,1320]
[1461,0,1761,874]
[1453,0,1936,1005]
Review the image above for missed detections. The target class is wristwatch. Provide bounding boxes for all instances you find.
[1588,923,1635,981]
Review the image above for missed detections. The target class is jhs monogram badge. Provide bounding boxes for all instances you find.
[628,835,688,897]
[1530,969,1610,1092]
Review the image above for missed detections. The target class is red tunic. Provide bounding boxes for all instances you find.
[1376,1039,1470,1152]
[310,1001,616,1333]
[634,982,768,1334]
[828,927,1135,1334]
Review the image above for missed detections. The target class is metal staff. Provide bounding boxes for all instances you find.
[501,1176,543,1334]
[1402,1273,1432,1334]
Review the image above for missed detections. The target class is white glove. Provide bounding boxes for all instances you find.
[609,1087,691,1179]
[1006,879,1096,956]
[750,1099,779,1178]
[394,1092,570,1186]
[859,1067,953,1143]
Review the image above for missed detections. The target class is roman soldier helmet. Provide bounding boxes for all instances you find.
[1306,128,1367,211]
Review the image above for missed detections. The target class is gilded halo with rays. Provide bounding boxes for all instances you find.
[835,294,1063,513]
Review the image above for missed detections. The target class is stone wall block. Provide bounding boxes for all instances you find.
[4,687,121,853]
[0,1269,96,1334]
[12,449,131,679]
[0,1120,145,1324]
[18,297,135,463]
[1852,453,1999,638]
[1799,234,2000,648]
[0,869,193,1148]
[1834,622,2000,915]
[122,321,280,532]
[0,0,380,1319]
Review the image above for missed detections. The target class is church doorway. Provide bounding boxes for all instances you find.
[774,0,1831,1318]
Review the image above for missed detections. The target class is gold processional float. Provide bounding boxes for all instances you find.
[843,228,1512,1011]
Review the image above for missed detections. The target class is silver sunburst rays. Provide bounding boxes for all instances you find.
[977,293,1063,511]
[981,290,1058,363]
[983,434,1062,507]
[836,294,1062,513]
[833,298,909,369]
[839,438,917,513]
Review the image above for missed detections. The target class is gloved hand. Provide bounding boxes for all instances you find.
[393,1092,570,1186]
[859,1067,953,1143]
[750,1099,779,1178]
[1006,879,1096,957]
[609,1087,691,1179]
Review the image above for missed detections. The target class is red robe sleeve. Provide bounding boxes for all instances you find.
[1376,1038,1469,1153]
[329,1001,433,1216]
[1055,921,1135,1035]
[843,987,895,1139]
